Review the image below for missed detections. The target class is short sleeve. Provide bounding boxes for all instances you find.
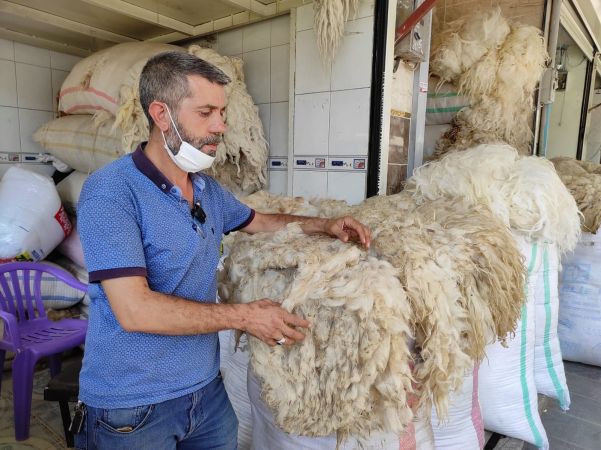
[78,195,147,283]
[216,185,254,233]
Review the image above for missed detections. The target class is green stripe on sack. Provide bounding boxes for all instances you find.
[542,243,568,409]
[520,243,544,448]
[426,106,464,113]
[427,92,459,98]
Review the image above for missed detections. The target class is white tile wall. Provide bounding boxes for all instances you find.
[16,63,53,111]
[294,92,330,155]
[292,170,328,199]
[327,172,366,205]
[292,2,375,203]
[218,29,243,56]
[0,106,20,152]
[271,15,291,46]
[330,17,373,91]
[242,48,271,104]
[270,102,289,157]
[0,59,17,107]
[14,42,51,67]
[270,44,290,102]
[242,20,271,52]
[329,88,371,156]
[295,30,331,94]
[267,170,287,195]
[0,38,81,174]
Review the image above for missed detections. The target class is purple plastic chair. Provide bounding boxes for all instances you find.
[0,262,88,441]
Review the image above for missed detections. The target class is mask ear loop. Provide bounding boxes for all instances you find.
[164,105,185,144]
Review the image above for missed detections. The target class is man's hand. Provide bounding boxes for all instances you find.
[241,299,311,346]
[323,216,371,248]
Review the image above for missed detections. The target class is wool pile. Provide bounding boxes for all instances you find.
[407,144,582,255]
[430,8,547,157]
[552,157,601,233]
[220,189,526,438]
[219,224,415,440]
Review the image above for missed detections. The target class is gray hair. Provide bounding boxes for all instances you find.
[139,51,231,128]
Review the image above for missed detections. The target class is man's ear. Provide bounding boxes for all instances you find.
[148,101,170,132]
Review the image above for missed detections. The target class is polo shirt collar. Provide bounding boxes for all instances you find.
[132,143,205,194]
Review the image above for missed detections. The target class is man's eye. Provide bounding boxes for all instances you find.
[200,111,211,117]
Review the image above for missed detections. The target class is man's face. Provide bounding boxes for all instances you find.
[164,75,227,157]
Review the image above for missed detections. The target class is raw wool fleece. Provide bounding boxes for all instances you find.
[313,0,359,64]
[350,193,525,416]
[239,191,352,217]
[408,144,582,256]
[430,8,547,157]
[552,157,601,233]
[188,46,268,195]
[219,224,415,440]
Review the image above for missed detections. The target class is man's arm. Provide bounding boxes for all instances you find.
[241,212,372,248]
[101,276,309,346]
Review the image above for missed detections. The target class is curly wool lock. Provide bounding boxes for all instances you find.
[552,157,601,233]
[219,224,414,440]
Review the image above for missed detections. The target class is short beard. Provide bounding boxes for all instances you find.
[164,115,222,156]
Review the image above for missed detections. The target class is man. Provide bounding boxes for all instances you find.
[75,51,371,449]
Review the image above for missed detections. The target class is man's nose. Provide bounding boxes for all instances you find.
[211,115,226,134]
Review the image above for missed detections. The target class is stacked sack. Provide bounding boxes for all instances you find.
[407,144,581,449]
[552,157,601,368]
[429,8,547,158]
[33,42,268,195]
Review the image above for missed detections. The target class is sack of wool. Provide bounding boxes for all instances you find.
[0,166,72,262]
[426,77,469,125]
[219,224,414,440]
[478,236,549,449]
[350,193,525,416]
[58,42,183,117]
[247,370,403,450]
[188,46,268,195]
[431,365,484,450]
[552,157,601,233]
[33,115,130,173]
[398,408,435,450]
[56,171,89,216]
[408,144,581,256]
[532,241,570,410]
[558,232,601,367]
[219,330,252,450]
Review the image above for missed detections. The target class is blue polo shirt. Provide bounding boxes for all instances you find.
[77,144,254,409]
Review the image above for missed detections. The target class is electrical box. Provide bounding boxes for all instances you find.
[393,0,425,69]
[539,67,557,104]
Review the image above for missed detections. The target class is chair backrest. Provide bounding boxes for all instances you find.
[0,262,87,323]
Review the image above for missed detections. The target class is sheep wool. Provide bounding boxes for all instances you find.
[219,224,415,441]
[552,157,601,233]
[430,9,547,157]
[313,0,359,64]
[409,144,581,255]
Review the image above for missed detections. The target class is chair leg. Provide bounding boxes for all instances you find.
[12,351,36,441]
[49,353,62,377]
[58,401,74,448]
[0,349,5,398]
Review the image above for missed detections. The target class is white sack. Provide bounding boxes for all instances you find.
[431,365,484,449]
[0,166,72,262]
[558,232,601,367]
[533,242,570,409]
[478,238,548,449]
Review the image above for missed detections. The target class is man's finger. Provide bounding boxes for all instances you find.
[281,323,305,342]
[284,311,311,329]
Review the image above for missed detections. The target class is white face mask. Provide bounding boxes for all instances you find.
[161,106,215,173]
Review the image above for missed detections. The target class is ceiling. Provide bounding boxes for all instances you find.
[0,0,304,56]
